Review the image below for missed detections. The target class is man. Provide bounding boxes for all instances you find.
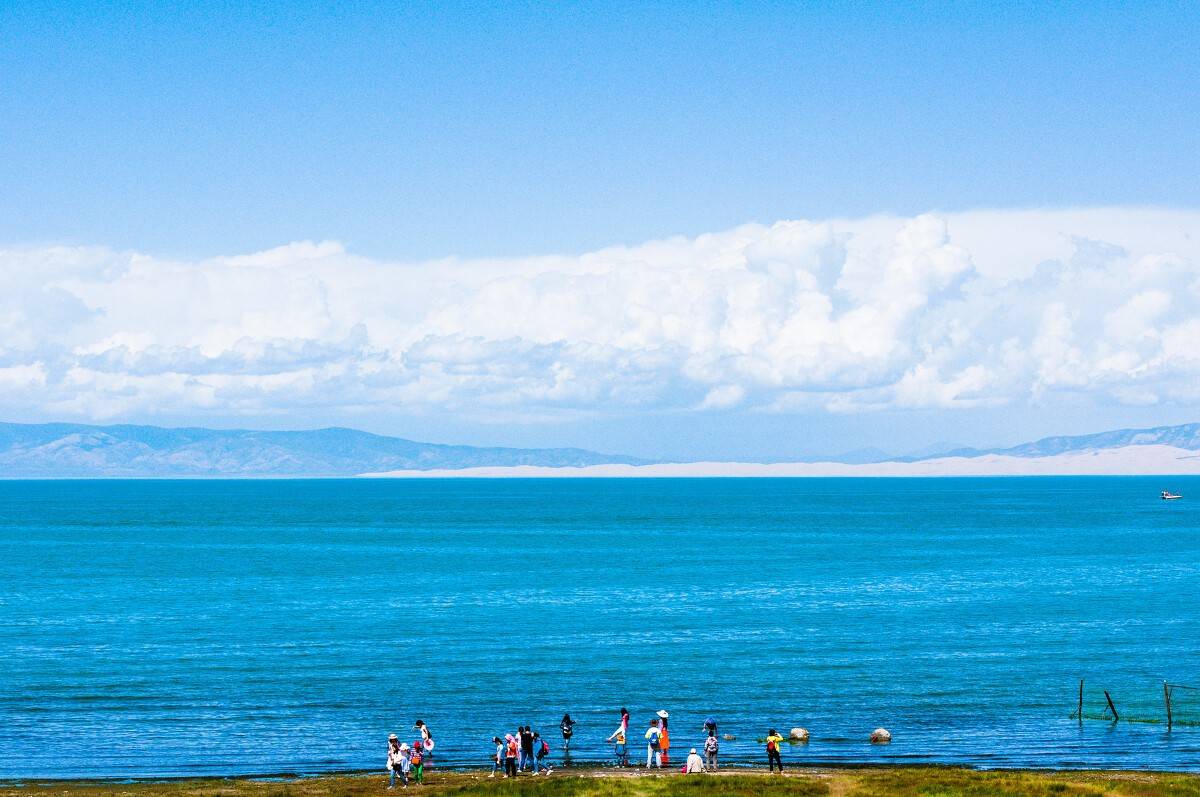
[644,718,663,768]
[520,726,535,772]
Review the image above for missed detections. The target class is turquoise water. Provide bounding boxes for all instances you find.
[2,477,1199,778]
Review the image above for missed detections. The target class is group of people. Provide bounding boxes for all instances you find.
[386,710,791,785]
[489,721,562,777]
[606,708,731,773]
[385,720,435,789]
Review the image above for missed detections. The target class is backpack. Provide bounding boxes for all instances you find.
[649,730,660,749]
[766,738,777,753]
[704,736,719,754]
[539,740,550,757]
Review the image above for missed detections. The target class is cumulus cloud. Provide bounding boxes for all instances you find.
[1,208,1199,423]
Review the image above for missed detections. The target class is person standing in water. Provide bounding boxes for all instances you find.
[703,716,718,738]
[559,713,576,752]
[765,728,784,773]
[413,720,434,762]
[656,710,670,766]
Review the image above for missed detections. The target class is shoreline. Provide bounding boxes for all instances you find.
[4,765,1200,796]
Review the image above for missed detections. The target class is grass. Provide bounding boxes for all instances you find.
[6,767,1200,797]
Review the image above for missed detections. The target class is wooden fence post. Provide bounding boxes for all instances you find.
[1104,690,1119,722]
[1164,682,1172,729]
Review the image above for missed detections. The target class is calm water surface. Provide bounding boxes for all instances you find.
[2,477,1199,777]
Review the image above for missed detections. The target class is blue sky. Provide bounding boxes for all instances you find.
[1,2,1199,459]
[3,1,1197,258]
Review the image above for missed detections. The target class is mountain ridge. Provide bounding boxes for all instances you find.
[1,420,1198,477]
[0,422,650,477]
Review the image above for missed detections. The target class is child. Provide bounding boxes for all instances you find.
[411,739,425,783]
[704,733,719,771]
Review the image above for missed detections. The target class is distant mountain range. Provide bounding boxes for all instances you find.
[0,422,649,477]
[900,423,1200,461]
[1,420,1198,478]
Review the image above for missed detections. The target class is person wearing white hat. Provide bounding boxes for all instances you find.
[387,735,410,789]
[656,711,671,766]
[685,747,706,773]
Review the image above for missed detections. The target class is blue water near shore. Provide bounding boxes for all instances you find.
[2,477,1199,778]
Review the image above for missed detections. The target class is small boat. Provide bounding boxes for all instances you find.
[1161,490,1183,500]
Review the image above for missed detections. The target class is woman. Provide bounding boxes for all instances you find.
[606,708,630,766]
[504,733,519,777]
[414,720,434,761]
[703,733,719,771]
[490,736,504,778]
[387,734,407,789]
[765,728,784,773]
[685,747,706,773]
[560,713,576,751]
[656,710,670,766]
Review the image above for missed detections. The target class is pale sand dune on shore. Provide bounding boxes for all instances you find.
[361,444,1200,478]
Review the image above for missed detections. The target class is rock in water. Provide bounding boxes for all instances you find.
[789,728,809,742]
[870,728,891,743]
[722,734,736,741]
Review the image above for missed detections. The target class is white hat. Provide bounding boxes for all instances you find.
[388,733,398,740]
[690,748,697,754]
[400,742,410,751]
[656,710,669,719]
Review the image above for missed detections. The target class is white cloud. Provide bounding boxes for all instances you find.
[1,207,1199,424]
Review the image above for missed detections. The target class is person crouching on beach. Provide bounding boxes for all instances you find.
[765,728,784,773]
[410,740,425,783]
[685,747,705,773]
[387,735,408,789]
[644,719,663,768]
[505,733,519,777]
[703,732,719,771]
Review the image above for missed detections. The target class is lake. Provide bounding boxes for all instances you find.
[1,477,1198,777]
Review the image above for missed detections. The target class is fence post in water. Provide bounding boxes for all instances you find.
[1077,679,1084,722]
[1104,690,1119,722]
[1164,681,1172,729]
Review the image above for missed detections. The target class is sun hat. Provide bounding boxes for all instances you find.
[389,733,398,740]
[690,748,697,754]
[400,742,409,750]
[656,710,669,719]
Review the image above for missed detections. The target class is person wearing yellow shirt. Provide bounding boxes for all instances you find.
[765,728,784,773]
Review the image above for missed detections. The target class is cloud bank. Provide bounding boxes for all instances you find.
[2,208,1198,424]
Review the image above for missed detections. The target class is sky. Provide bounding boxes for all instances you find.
[1,2,1199,460]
